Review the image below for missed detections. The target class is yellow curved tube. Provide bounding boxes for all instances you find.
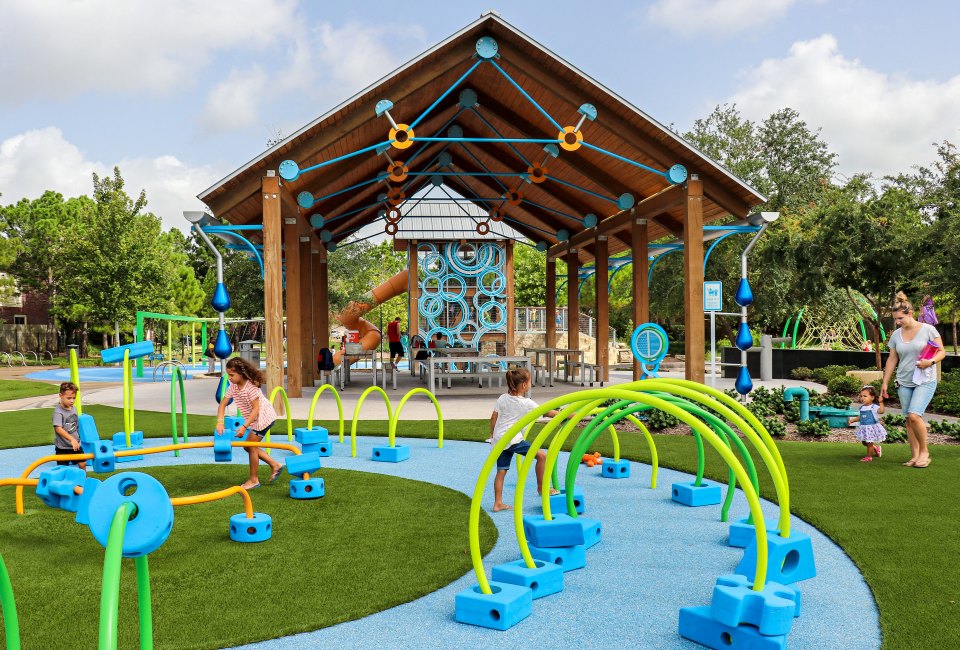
[542,400,606,519]
[350,386,393,457]
[307,385,344,442]
[171,485,255,519]
[624,414,658,489]
[389,388,443,448]
[69,348,82,416]
[266,386,294,447]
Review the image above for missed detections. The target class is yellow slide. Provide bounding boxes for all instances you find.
[333,269,409,367]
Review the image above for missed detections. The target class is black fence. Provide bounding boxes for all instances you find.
[722,347,960,380]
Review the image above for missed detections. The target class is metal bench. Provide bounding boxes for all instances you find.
[560,360,604,386]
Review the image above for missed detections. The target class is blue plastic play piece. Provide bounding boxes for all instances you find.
[474,36,499,60]
[223,416,244,430]
[374,98,394,117]
[455,581,531,630]
[679,606,787,650]
[295,426,329,445]
[212,282,231,313]
[556,229,570,242]
[672,481,722,507]
[549,487,585,515]
[729,517,781,548]
[300,442,320,456]
[92,440,116,474]
[735,277,754,307]
[491,559,564,600]
[87,472,174,558]
[316,441,332,457]
[289,478,325,500]
[36,466,86,511]
[736,366,754,396]
[617,193,635,210]
[309,214,325,228]
[100,341,154,364]
[229,512,273,543]
[522,514,585,548]
[577,517,603,549]
[278,159,300,181]
[213,431,234,462]
[735,321,754,351]
[711,574,800,636]
[297,192,314,209]
[77,414,101,453]
[601,458,630,479]
[213,328,232,359]
[372,445,410,463]
[666,163,688,185]
[285,451,322,476]
[112,431,144,463]
[74,477,101,526]
[528,543,587,572]
[583,213,598,228]
[736,531,816,585]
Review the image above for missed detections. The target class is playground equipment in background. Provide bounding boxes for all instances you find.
[332,269,409,368]
[629,322,669,379]
[185,213,234,365]
[100,341,156,463]
[781,293,888,352]
[457,379,814,650]
[782,387,859,427]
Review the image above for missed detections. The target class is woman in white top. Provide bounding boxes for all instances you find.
[881,292,945,468]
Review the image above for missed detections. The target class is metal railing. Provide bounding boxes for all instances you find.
[514,307,617,346]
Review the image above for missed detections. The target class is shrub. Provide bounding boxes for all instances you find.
[746,401,775,419]
[791,367,814,381]
[644,409,680,431]
[748,386,786,414]
[882,413,906,428]
[796,418,831,438]
[723,388,740,401]
[884,426,907,443]
[810,392,851,409]
[929,373,960,416]
[763,416,787,437]
[930,419,960,440]
[810,365,858,385]
[827,374,863,396]
[784,401,802,423]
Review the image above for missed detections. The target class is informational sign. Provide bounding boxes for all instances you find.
[703,281,723,311]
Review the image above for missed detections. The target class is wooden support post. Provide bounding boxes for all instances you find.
[262,175,284,403]
[283,217,303,398]
[505,241,515,355]
[683,177,705,382]
[632,218,649,380]
[300,238,314,388]
[545,258,556,348]
[595,236,609,382]
[315,248,329,363]
[567,250,579,353]
[408,242,419,342]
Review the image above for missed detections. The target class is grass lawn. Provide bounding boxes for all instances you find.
[0,380,58,402]
[0,464,497,650]
[1,406,958,648]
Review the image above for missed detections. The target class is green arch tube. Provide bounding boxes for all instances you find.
[99,502,153,650]
[542,399,607,518]
[169,366,188,456]
[389,388,444,448]
[307,385,345,442]
[0,551,20,650]
[350,386,393,457]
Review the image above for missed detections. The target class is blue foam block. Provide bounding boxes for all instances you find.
[286,451,322,476]
[528,543,586,572]
[736,531,816,585]
[289,477,325,499]
[523,514,585,548]
[729,517,781,548]
[602,458,631,479]
[46,466,86,512]
[316,441,332,457]
[229,512,273,543]
[213,431,234,462]
[455,582,532,630]
[672,481,722,507]
[491,559,564,599]
[92,440,116,474]
[77,414,100,446]
[372,444,410,463]
[112,431,144,463]
[711,574,800,636]
[74,477,101,526]
[300,442,320,456]
[549,487,585,515]
[679,606,787,650]
[100,340,154,364]
[295,426,329,444]
[577,517,603,549]
[223,416,245,430]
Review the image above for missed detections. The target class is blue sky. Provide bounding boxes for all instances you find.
[1,0,958,231]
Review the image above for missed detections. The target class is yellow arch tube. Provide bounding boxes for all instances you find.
[389,388,444,448]
[625,414,658,489]
[542,399,606,519]
[306,385,345,442]
[266,386,294,445]
[350,386,393,457]
[170,485,255,519]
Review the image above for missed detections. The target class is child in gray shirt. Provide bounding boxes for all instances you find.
[53,381,85,469]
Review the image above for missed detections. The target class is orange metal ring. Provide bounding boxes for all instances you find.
[388,124,415,150]
[387,161,408,182]
[505,190,523,206]
[476,221,490,235]
[386,206,402,222]
[558,126,583,151]
[527,165,548,183]
[385,222,399,235]
[489,208,504,222]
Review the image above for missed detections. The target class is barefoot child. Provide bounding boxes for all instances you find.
[490,368,560,512]
[849,386,886,462]
[53,382,86,470]
[215,358,284,489]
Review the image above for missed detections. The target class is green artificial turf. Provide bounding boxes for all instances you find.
[0,464,497,650]
[0,380,58,402]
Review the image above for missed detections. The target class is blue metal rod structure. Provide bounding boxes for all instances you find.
[502,215,554,238]
[547,175,619,204]
[454,142,513,193]
[413,137,561,144]
[202,225,264,232]
[579,141,669,179]
[703,231,739,271]
[648,249,681,286]
[608,260,634,290]
[324,200,385,225]
[209,231,264,277]
[468,106,535,166]
[522,198,585,224]
[308,175,385,204]
[438,185,483,223]
[405,112,464,167]
[408,171,527,178]
[409,60,483,130]
[487,59,564,132]
[703,225,760,232]
[297,140,395,176]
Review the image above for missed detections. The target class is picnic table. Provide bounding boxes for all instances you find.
[426,355,532,396]
[524,347,584,386]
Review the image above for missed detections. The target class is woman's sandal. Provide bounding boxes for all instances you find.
[902,460,917,467]
[913,458,932,468]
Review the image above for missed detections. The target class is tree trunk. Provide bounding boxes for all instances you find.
[953,318,958,356]
[102,331,109,352]
[80,322,88,358]
[872,319,882,370]
[114,322,121,347]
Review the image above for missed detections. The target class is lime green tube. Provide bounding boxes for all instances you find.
[122,351,133,447]
[623,414,658,489]
[69,348,82,416]
[99,502,133,650]
[266,387,293,448]
[389,388,443,448]
[135,555,153,650]
[169,367,188,456]
[542,399,607,518]
[0,551,20,650]
[350,386,393,457]
[306,385,344,442]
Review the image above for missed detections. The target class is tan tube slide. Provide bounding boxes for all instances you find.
[332,269,409,367]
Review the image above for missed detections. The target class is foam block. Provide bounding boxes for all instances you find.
[112,431,144,463]
[736,531,816,585]
[77,414,101,454]
[729,517,781,548]
[711,574,800,636]
[528,543,586,572]
[213,431,234,462]
[47,466,86,512]
[522,514,585,548]
[602,458,631,479]
[295,426,329,445]
[577,517,603,549]
[285,451,322,476]
[491,559,564,599]
[672,481,722,507]
[455,582,532,630]
[679,606,787,650]
[549,487,585,515]
[229,512,273,543]
[372,445,410,463]
[300,442,320,456]
[316,441,333,457]
[289,477,325,499]
[74,477,101,526]
[92,440,116,474]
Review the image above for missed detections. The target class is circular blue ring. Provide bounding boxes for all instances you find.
[439,274,467,300]
[422,252,446,278]
[630,323,669,364]
[478,269,506,297]
[418,294,444,318]
[478,301,506,329]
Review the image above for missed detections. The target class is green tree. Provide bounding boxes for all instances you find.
[758,107,838,213]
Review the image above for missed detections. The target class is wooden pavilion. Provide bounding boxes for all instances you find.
[197,11,765,398]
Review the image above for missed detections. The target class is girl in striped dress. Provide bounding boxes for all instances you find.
[216,358,283,489]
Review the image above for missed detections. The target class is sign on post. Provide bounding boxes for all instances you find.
[704,281,723,311]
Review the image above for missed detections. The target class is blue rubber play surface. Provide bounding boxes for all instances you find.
[25,365,202,383]
[0,437,881,649]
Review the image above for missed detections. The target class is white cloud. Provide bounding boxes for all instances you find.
[0,127,222,231]
[0,0,298,104]
[647,0,800,36]
[727,34,960,177]
[199,66,270,132]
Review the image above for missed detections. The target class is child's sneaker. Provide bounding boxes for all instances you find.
[875,444,882,458]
